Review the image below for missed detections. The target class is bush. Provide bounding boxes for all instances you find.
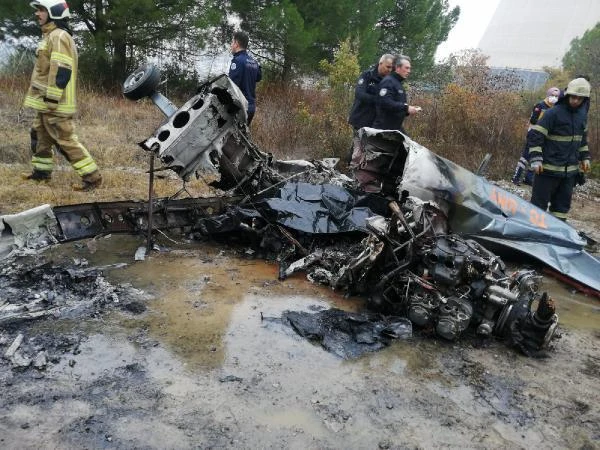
[252,40,359,162]
[408,50,531,178]
[251,82,328,159]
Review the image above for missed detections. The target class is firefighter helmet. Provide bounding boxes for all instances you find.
[565,78,591,98]
[30,0,70,20]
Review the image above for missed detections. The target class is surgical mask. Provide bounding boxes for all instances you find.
[548,95,558,104]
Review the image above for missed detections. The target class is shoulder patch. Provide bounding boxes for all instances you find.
[230,62,237,71]
[358,78,364,85]
[379,88,388,96]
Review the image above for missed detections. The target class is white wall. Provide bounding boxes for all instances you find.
[478,0,600,69]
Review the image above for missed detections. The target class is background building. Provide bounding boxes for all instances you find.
[478,0,600,70]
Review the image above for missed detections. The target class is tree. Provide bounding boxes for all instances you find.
[229,0,459,80]
[1,0,225,88]
[319,38,360,91]
[0,3,39,45]
[231,0,365,81]
[562,22,600,84]
[230,0,311,81]
[378,0,459,77]
[348,0,393,69]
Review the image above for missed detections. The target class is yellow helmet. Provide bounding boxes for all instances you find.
[565,78,591,98]
[30,0,70,20]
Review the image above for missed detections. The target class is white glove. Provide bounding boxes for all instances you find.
[580,159,591,173]
[530,161,543,174]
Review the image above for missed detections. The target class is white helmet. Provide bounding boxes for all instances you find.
[565,78,591,98]
[30,0,71,20]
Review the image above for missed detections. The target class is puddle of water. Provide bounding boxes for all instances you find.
[539,277,599,330]
[49,234,598,373]
[52,234,363,370]
[12,235,599,448]
[363,339,440,376]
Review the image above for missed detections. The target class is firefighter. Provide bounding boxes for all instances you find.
[372,55,421,134]
[511,87,560,185]
[527,78,592,220]
[346,54,395,167]
[22,0,102,191]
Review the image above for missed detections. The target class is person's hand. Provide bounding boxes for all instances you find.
[531,161,543,174]
[580,159,591,173]
[408,105,422,115]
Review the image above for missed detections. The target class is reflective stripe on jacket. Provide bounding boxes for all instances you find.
[527,99,590,177]
[24,22,77,117]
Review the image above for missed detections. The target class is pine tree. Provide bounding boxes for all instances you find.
[378,0,459,77]
[562,22,600,83]
[1,0,225,88]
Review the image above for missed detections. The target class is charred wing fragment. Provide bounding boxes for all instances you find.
[283,309,412,359]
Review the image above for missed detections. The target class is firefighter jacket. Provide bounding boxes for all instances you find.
[523,99,554,152]
[372,72,408,132]
[527,97,591,177]
[229,50,262,114]
[529,99,553,127]
[348,66,383,129]
[24,22,78,117]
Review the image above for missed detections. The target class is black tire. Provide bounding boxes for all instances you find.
[122,64,161,100]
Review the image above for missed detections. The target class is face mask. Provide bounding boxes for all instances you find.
[548,96,558,104]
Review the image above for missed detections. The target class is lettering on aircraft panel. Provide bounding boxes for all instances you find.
[489,188,547,229]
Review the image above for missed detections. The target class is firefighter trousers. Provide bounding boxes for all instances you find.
[530,173,576,220]
[30,113,100,182]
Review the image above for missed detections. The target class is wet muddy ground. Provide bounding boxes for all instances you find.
[1,234,599,449]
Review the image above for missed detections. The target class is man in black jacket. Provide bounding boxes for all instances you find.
[347,54,394,167]
[373,55,421,133]
[527,78,592,220]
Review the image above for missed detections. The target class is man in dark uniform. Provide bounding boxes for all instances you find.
[511,86,560,185]
[373,55,421,133]
[347,54,394,166]
[229,31,262,125]
[527,78,592,221]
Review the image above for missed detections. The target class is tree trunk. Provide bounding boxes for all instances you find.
[282,43,292,82]
[111,30,128,86]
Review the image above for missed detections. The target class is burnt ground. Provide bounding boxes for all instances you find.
[0,227,599,449]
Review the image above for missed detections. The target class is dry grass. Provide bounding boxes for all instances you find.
[251,83,333,159]
[2,73,596,215]
[0,164,216,215]
[0,75,217,214]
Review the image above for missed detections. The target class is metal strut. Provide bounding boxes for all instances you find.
[147,153,155,253]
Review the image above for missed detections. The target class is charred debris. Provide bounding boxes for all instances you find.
[5,67,597,361]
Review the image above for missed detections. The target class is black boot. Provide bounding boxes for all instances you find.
[21,170,51,181]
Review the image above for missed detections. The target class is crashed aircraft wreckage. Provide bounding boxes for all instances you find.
[2,65,599,359]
